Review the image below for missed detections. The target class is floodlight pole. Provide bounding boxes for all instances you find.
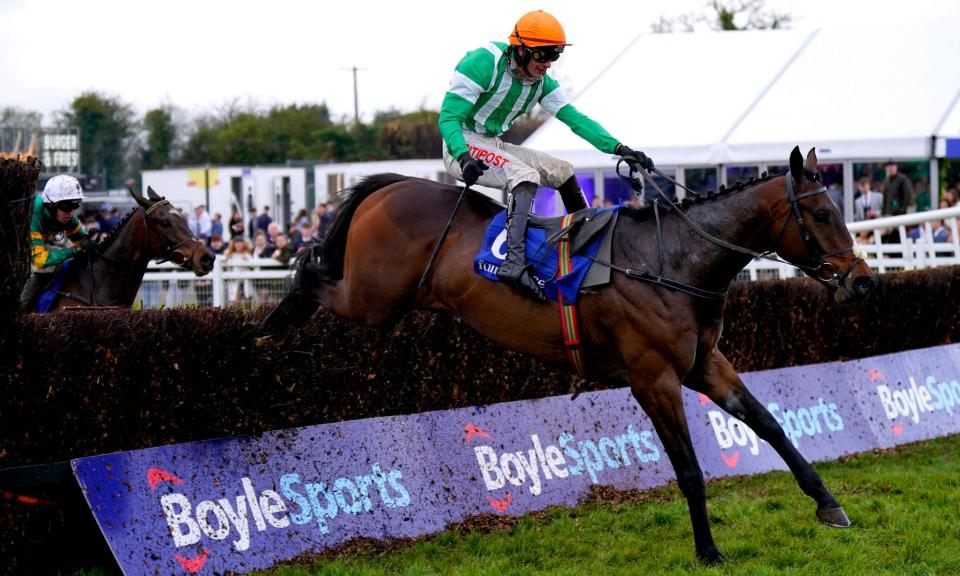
[343,65,366,125]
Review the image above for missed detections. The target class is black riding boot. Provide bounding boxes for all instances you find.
[558,175,588,213]
[19,272,52,313]
[497,182,546,301]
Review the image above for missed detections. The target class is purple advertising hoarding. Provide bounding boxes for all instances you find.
[72,344,960,575]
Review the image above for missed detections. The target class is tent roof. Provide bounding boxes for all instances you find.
[526,14,960,167]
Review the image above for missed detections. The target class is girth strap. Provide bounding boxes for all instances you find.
[557,214,586,377]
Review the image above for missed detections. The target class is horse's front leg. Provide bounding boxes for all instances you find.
[631,367,723,565]
[686,348,850,528]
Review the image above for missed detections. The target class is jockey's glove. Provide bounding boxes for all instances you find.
[457,152,488,187]
[76,233,99,253]
[616,144,655,171]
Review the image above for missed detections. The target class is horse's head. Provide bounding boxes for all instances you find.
[130,186,216,276]
[771,146,877,302]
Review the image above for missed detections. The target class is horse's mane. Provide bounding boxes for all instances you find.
[95,206,142,250]
[620,170,783,221]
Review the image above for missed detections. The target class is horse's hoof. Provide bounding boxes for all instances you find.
[816,505,851,528]
[697,547,724,565]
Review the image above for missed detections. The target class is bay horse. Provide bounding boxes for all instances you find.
[264,147,877,563]
[48,186,215,310]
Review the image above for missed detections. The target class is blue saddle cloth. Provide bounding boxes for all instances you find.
[473,208,614,303]
[36,260,73,313]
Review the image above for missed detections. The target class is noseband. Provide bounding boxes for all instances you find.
[775,176,863,289]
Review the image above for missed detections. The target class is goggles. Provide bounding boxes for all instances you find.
[55,200,82,212]
[529,45,563,63]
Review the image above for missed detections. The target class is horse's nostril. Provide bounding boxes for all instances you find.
[853,276,876,295]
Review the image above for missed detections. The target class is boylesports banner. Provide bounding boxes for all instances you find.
[72,344,960,574]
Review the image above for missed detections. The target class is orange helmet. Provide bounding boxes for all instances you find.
[509,10,571,48]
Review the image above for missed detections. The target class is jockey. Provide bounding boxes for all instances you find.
[19,174,90,312]
[439,9,654,301]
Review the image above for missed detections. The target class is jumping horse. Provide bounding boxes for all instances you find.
[47,186,215,310]
[264,147,877,563]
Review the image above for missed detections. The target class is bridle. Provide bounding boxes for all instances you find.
[773,172,864,289]
[143,199,206,269]
[588,162,864,298]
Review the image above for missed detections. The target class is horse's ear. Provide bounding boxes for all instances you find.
[804,147,818,172]
[146,186,162,202]
[129,186,150,208]
[789,146,804,182]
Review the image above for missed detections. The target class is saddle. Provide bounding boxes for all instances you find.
[529,208,616,255]
[474,207,619,303]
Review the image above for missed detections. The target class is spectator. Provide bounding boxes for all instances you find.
[210,212,224,242]
[223,236,254,303]
[266,221,280,248]
[251,230,271,259]
[293,208,310,229]
[84,215,100,233]
[247,207,258,240]
[209,234,225,255]
[270,233,294,265]
[103,207,122,233]
[826,181,843,213]
[189,204,213,243]
[941,186,958,207]
[229,207,244,239]
[312,204,328,238]
[933,199,952,244]
[881,160,914,216]
[291,221,314,252]
[880,160,915,244]
[854,177,883,221]
[96,203,111,231]
[855,229,874,245]
[317,202,335,238]
[256,206,272,235]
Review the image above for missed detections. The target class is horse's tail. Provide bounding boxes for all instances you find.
[260,173,409,336]
[313,172,409,282]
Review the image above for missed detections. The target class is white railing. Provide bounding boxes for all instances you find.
[739,205,960,280]
[137,207,960,308]
[137,258,293,309]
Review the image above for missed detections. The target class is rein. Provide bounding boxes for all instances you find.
[592,161,860,298]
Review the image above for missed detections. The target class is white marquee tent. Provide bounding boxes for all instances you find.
[526,11,960,179]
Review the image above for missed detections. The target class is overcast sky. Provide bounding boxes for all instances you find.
[0,0,951,124]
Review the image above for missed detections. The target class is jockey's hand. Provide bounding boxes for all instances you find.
[616,144,655,172]
[77,233,99,253]
[457,152,488,187]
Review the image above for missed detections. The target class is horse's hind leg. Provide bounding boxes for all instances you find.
[687,349,850,528]
[631,368,723,565]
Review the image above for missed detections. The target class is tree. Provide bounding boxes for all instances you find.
[58,92,136,189]
[373,108,442,159]
[181,102,338,165]
[652,0,792,33]
[0,107,43,153]
[141,106,178,170]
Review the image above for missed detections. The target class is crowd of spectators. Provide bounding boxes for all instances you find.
[182,201,338,304]
[835,160,958,246]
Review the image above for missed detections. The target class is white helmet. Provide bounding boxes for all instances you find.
[41,175,84,205]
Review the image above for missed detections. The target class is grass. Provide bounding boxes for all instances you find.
[257,434,960,576]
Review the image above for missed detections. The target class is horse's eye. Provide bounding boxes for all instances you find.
[813,210,830,224]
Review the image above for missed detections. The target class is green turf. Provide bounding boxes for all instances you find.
[259,434,960,576]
